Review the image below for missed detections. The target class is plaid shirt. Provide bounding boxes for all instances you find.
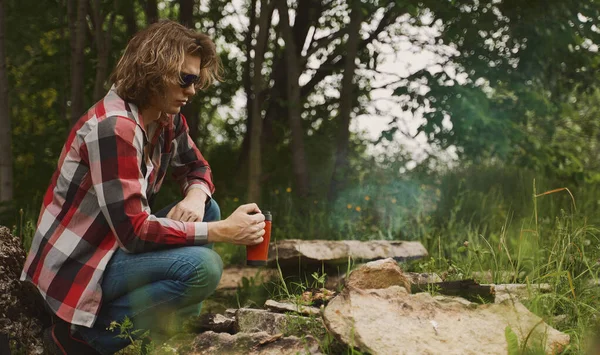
[20,87,215,327]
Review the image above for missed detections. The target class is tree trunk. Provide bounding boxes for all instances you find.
[236,0,256,171]
[262,0,319,154]
[121,0,138,38]
[328,0,363,203]
[277,0,310,198]
[69,0,88,125]
[178,0,200,142]
[144,0,158,25]
[247,0,275,203]
[92,0,117,102]
[0,0,12,204]
[178,0,194,28]
[181,104,199,143]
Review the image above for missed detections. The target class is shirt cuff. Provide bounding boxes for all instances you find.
[192,221,208,244]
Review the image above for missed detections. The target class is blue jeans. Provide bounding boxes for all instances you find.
[76,199,223,354]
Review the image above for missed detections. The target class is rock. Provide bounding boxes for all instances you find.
[0,226,49,354]
[269,239,427,267]
[472,270,525,283]
[184,313,235,334]
[217,266,278,292]
[153,333,197,354]
[185,331,323,355]
[346,258,411,292]
[490,284,552,303]
[224,308,237,318]
[412,279,495,303]
[326,271,441,290]
[235,308,325,338]
[264,300,321,316]
[323,286,569,355]
[406,272,443,284]
[324,273,345,290]
[552,314,568,327]
[235,308,290,335]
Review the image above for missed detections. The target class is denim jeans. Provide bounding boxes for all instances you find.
[76,199,223,354]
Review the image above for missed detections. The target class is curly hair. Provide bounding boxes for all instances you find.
[111,20,222,109]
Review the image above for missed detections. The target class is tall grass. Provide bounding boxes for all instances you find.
[410,169,600,354]
[9,164,600,353]
[221,165,600,353]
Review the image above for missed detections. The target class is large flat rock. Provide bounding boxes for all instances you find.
[323,286,569,355]
[235,308,325,337]
[268,240,427,267]
[160,331,323,355]
[216,266,278,291]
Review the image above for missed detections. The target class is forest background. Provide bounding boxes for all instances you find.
[2,0,600,352]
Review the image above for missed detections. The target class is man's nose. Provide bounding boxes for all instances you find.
[184,84,196,96]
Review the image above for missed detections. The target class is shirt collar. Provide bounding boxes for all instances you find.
[107,84,172,141]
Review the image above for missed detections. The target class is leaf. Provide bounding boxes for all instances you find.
[505,326,520,355]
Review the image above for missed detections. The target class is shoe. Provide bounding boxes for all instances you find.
[43,322,101,355]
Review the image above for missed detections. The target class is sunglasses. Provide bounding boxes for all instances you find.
[179,72,200,88]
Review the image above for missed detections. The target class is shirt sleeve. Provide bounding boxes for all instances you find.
[84,115,208,253]
[170,113,215,199]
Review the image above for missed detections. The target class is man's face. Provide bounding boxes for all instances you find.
[156,53,201,115]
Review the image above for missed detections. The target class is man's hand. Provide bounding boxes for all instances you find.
[207,203,266,245]
[167,189,208,222]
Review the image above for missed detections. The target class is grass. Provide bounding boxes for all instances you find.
[407,177,600,354]
[225,168,600,354]
[9,165,600,354]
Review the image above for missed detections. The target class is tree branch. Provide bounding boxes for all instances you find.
[300,3,404,99]
[304,29,346,59]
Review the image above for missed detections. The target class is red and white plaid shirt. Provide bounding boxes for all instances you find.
[20,87,215,327]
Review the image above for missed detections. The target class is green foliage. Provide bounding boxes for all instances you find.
[390,0,600,181]
[234,274,274,309]
[505,326,520,355]
[108,316,154,355]
[408,168,600,353]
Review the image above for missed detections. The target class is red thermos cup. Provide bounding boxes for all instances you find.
[246,211,272,266]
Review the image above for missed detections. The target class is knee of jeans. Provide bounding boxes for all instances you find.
[204,199,221,222]
[190,248,223,292]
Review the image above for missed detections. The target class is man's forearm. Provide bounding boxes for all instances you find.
[185,186,209,202]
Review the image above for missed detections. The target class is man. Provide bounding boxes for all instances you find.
[20,20,265,354]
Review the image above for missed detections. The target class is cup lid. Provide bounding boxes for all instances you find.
[263,211,272,221]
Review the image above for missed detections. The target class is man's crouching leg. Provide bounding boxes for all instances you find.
[76,245,224,354]
[75,200,223,354]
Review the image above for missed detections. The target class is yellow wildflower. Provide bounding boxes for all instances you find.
[286,187,292,193]
[364,195,370,201]
[355,206,361,212]
[347,204,352,209]
[274,189,279,194]
[391,198,397,204]
[233,197,239,202]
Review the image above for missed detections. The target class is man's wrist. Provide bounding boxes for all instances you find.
[207,220,225,243]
